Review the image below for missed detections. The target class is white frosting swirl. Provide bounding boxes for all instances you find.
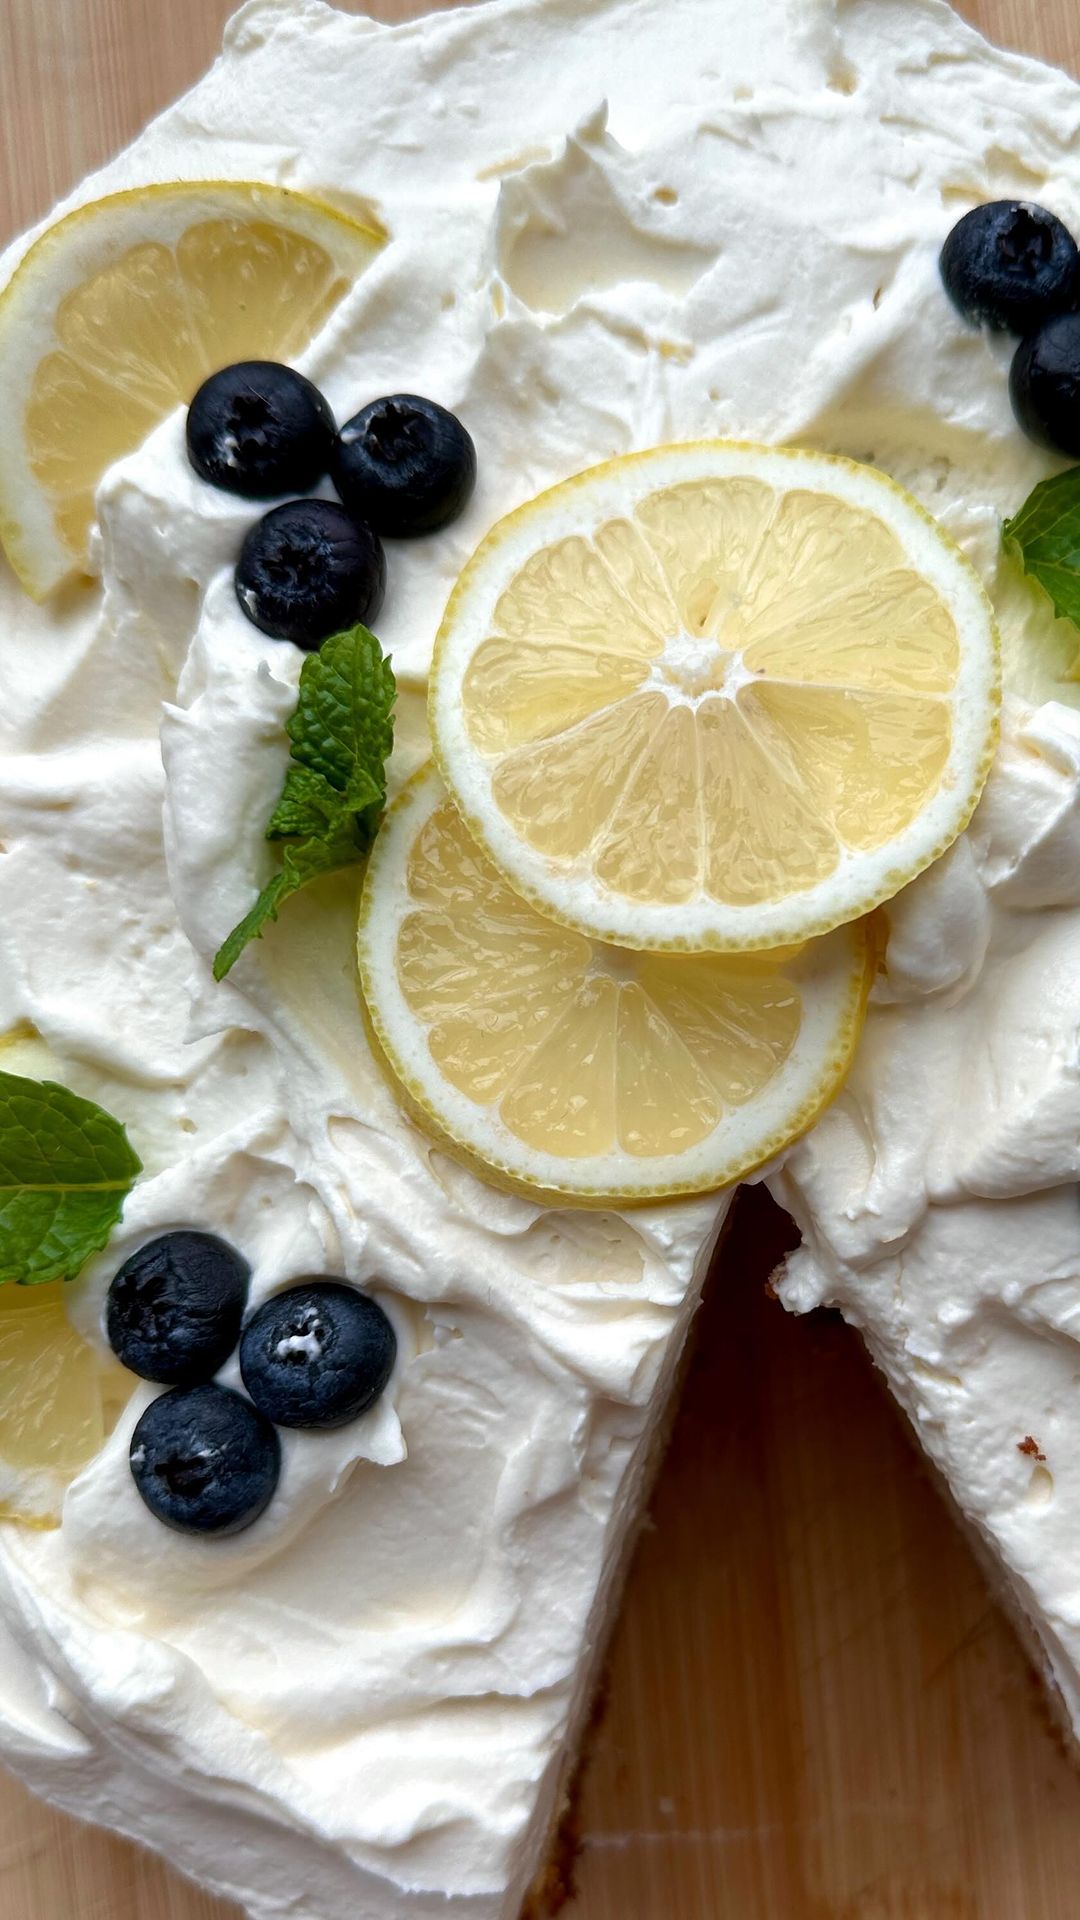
[4,0,1080,1915]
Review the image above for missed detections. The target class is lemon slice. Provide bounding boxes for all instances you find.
[0,1283,132,1529]
[0,181,383,598]
[358,765,875,1202]
[431,442,1000,952]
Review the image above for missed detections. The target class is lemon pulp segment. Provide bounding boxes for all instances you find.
[0,1283,132,1529]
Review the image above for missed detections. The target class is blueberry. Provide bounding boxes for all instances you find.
[186,361,336,499]
[1010,312,1080,455]
[106,1231,249,1387]
[235,499,385,649]
[940,201,1079,335]
[239,1280,396,1430]
[130,1383,280,1536]
[331,395,476,537]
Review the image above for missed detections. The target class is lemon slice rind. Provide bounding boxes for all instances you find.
[358,764,876,1205]
[0,181,384,599]
[430,442,1000,954]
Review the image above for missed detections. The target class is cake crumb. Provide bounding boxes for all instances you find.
[521,1675,612,1918]
[1018,1436,1047,1463]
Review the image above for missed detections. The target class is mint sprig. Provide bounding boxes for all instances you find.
[1003,468,1080,631]
[0,1073,142,1285]
[214,624,396,980]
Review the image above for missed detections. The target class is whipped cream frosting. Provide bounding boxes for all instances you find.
[4,0,1080,1914]
[774,692,1080,1730]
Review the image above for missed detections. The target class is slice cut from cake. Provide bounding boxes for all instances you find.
[773,696,1080,1748]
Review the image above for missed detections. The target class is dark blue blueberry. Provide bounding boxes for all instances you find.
[235,499,385,649]
[1010,312,1080,456]
[239,1280,396,1430]
[106,1231,249,1387]
[331,394,476,538]
[186,361,336,499]
[940,201,1079,335]
[129,1383,280,1535]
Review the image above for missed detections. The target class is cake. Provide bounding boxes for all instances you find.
[0,1,1079,1916]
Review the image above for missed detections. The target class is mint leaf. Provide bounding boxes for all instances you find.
[211,872,293,983]
[214,624,396,980]
[0,1073,142,1285]
[266,765,343,842]
[1004,468,1080,631]
[286,623,396,796]
[267,762,381,843]
[213,827,363,978]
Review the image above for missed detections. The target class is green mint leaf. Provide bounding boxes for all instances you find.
[279,828,362,887]
[267,765,347,843]
[267,762,381,844]
[0,1073,142,1285]
[213,871,293,981]
[213,812,369,980]
[287,624,396,799]
[1004,468,1080,636]
[214,625,396,979]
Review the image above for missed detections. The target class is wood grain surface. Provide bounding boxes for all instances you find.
[1,4,1078,1918]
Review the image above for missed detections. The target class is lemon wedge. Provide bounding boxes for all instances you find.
[431,442,1000,952]
[0,181,383,598]
[358,765,875,1203]
[0,1283,132,1529]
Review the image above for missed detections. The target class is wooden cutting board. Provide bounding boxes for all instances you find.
[1,4,1078,1916]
